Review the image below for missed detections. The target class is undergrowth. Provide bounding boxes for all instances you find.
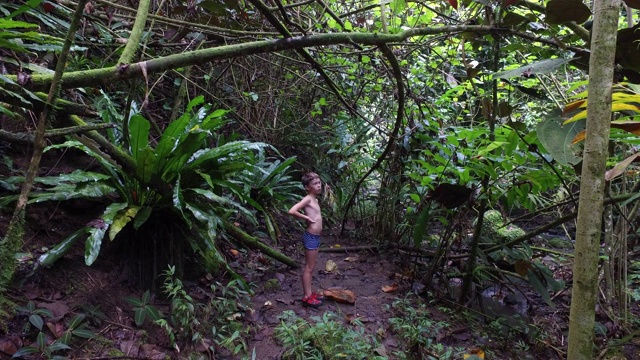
[158,266,253,357]
[388,296,466,360]
[274,310,386,359]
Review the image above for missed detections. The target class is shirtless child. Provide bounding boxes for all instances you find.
[288,172,324,308]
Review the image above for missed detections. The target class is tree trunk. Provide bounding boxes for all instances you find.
[567,0,621,357]
[0,0,88,308]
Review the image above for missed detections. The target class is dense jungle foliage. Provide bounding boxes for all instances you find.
[1,0,640,358]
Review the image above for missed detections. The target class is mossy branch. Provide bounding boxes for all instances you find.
[117,0,150,64]
[0,124,116,144]
[222,220,298,268]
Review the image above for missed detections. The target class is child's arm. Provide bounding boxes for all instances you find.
[288,197,316,223]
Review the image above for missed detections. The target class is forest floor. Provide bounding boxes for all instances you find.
[0,149,639,359]
[1,203,639,360]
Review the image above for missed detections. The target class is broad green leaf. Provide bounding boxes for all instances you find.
[48,342,72,352]
[155,112,193,174]
[476,141,507,157]
[133,308,145,326]
[160,132,208,181]
[537,114,583,165]
[528,271,555,308]
[59,332,72,345]
[133,206,153,229]
[144,305,162,321]
[142,290,150,304]
[11,347,39,357]
[85,203,126,265]
[135,147,157,185]
[190,188,256,222]
[186,141,269,170]
[492,58,572,79]
[109,206,140,240]
[85,226,106,266]
[45,141,125,181]
[36,332,46,348]
[68,314,86,330]
[6,0,44,19]
[29,314,44,330]
[72,329,96,339]
[37,227,88,268]
[0,19,39,29]
[412,207,431,247]
[124,296,144,307]
[129,114,150,162]
[545,0,591,24]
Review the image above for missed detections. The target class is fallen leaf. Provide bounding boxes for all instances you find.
[229,249,240,257]
[382,283,399,293]
[344,256,359,262]
[46,322,65,338]
[0,338,19,355]
[463,347,485,359]
[345,313,358,323]
[226,312,242,321]
[325,259,338,272]
[330,244,341,248]
[374,344,388,356]
[323,289,356,304]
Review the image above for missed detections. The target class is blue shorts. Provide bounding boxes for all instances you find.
[303,232,320,250]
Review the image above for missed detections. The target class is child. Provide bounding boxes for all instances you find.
[288,172,324,308]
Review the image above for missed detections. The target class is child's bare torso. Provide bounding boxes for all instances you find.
[303,196,322,235]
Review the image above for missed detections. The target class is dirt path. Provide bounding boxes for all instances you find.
[246,235,402,359]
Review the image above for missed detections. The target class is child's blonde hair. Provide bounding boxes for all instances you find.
[301,172,320,186]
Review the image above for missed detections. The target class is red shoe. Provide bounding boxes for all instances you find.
[311,292,324,301]
[302,295,322,308]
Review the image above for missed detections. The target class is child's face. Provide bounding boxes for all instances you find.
[306,178,322,195]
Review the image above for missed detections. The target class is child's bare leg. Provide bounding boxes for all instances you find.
[302,249,318,298]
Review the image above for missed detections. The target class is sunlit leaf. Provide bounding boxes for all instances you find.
[492,58,572,79]
[109,206,140,241]
[605,153,640,181]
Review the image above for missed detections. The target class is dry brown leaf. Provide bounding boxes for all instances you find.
[382,282,399,293]
[46,322,65,338]
[325,259,338,272]
[323,289,356,304]
[463,347,485,359]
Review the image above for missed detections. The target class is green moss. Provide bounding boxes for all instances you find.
[548,237,572,249]
[477,210,525,244]
[107,349,126,357]
[263,278,281,292]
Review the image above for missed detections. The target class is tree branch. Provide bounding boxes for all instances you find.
[340,44,405,234]
[0,124,116,144]
[117,0,150,64]
[16,25,499,91]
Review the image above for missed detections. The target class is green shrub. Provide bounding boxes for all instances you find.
[275,310,386,360]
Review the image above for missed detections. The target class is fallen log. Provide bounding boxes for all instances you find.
[222,220,298,268]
